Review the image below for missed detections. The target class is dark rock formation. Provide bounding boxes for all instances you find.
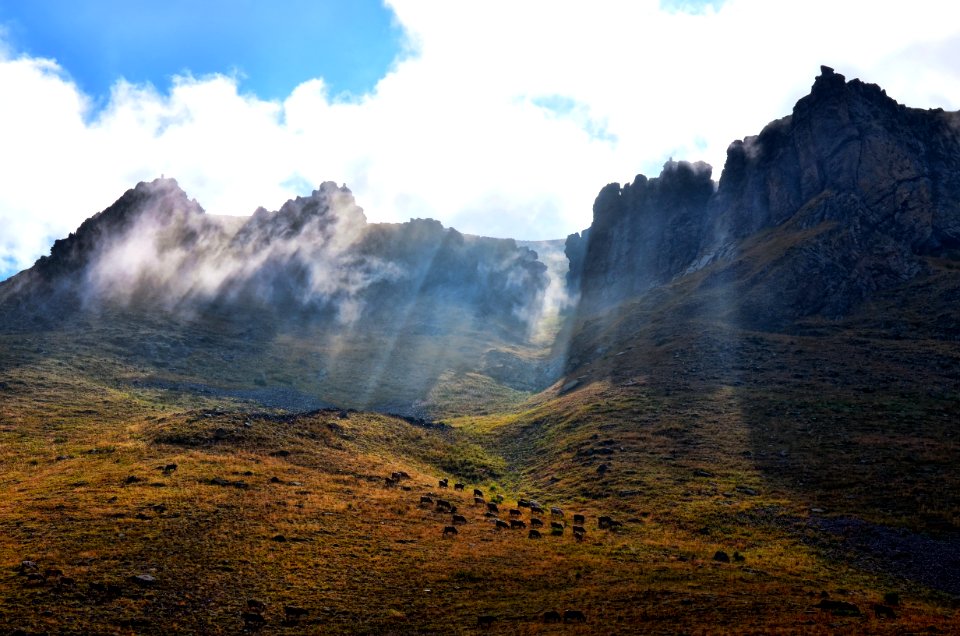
[569,66,960,329]
[0,179,549,337]
[569,160,714,307]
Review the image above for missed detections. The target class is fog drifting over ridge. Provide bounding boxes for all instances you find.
[2,0,960,279]
[26,178,558,344]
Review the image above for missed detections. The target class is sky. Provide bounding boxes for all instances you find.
[1,0,960,281]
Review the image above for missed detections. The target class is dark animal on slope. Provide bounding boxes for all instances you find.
[564,609,586,623]
[452,514,468,525]
[510,519,526,529]
[242,611,266,627]
[484,511,498,518]
[528,529,542,539]
[551,507,564,517]
[284,606,308,619]
[573,530,585,542]
[435,499,451,511]
[487,502,499,513]
[542,610,562,623]
[474,497,485,505]
[474,488,483,497]
[454,483,465,491]
[495,519,510,530]
[508,509,522,517]
[438,478,448,488]
[573,514,585,525]
[517,499,530,508]
[530,505,545,514]
[530,518,544,528]
[550,521,564,531]
[391,472,403,481]
[443,526,459,536]
[607,519,623,529]
[598,515,612,529]
[385,477,398,488]
[420,496,433,505]
[477,615,496,627]
[247,599,267,613]
[572,525,586,535]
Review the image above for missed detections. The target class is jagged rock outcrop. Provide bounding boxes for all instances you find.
[568,160,714,306]
[569,66,960,329]
[1,178,549,337]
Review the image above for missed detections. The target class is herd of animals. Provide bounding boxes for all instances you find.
[384,470,630,626]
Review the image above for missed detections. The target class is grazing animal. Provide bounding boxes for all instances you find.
[454,483,465,491]
[385,477,398,487]
[551,507,564,517]
[420,496,433,505]
[391,472,403,481]
[572,525,586,535]
[57,576,76,588]
[484,511,498,518]
[550,521,564,530]
[573,514,586,525]
[517,499,530,508]
[495,519,510,530]
[573,530,585,542]
[474,488,483,497]
[510,519,527,529]
[247,599,267,613]
[242,611,266,627]
[543,610,562,623]
[487,502,499,513]
[598,515,612,529]
[163,463,177,473]
[449,505,458,514]
[477,615,496,627]
[398,471,410,479]
[530,505,545,514]
[474,497,485,505]
[508,509,522,517]
[443,525,459,536]
[530,518,544,528]
[563,609,586,623]
[528,529,542,539]
[452,514,468,525]
[438,478,448,488]
[607,519,623,529]
[436,499,451,511]
[284,606,308,619]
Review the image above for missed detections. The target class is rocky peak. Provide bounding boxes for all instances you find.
[570,66,960,328]
[33,177,204,281]
[569,160,714,306]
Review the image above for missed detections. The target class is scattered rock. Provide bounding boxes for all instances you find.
[130,574,157,587]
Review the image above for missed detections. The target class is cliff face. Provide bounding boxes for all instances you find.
[569,66,960,328]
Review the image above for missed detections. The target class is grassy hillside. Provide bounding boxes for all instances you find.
[1,305,959,634]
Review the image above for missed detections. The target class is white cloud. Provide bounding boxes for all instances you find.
[2,0,960,277]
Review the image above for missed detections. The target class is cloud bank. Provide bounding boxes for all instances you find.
[2,0,960,277]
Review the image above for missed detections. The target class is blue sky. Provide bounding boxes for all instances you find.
[0,0,403,103]
[1,0,959,282]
